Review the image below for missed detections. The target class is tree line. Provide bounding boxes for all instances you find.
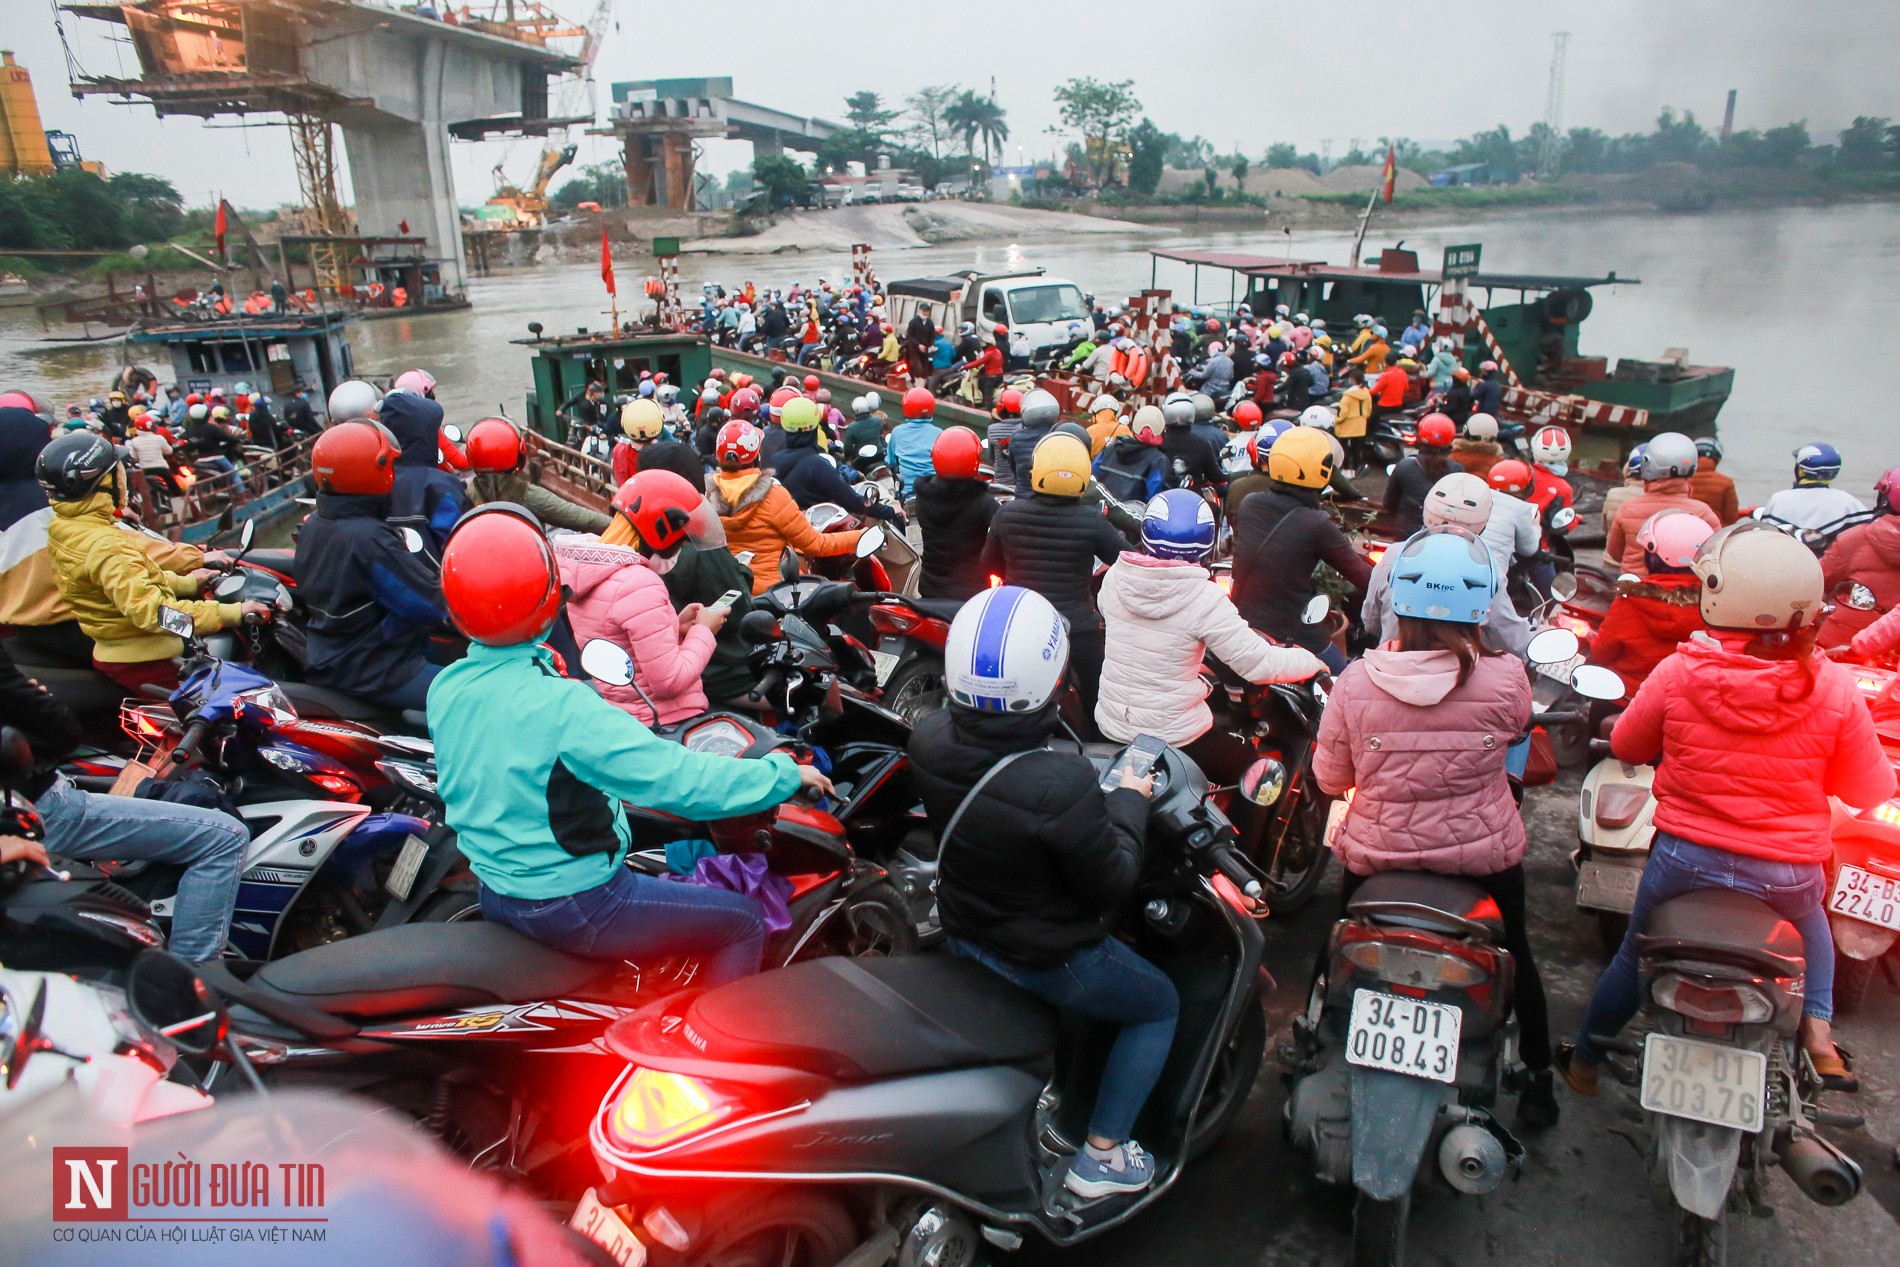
[0,169,193,253]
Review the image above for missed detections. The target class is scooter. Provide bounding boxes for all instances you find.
[570,745,1269,1266]
[867,592,961,724]
[1582,891,1867,1264]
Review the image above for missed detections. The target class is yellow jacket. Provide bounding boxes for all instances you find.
[1335,385,1373,439]
[45,493,239,662]
[1349,328,1375,356]
[0,507,202,629]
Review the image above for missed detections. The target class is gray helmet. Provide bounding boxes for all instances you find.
[1639,431,1699,482]
[1161,391,1196,428]
[1018,388,1061,427]
[1190,392,1217,423]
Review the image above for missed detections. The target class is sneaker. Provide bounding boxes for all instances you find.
[1063,1141,1155,1199]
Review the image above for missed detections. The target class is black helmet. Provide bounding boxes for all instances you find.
[1694,436,1723,461]
[36,431,122,502]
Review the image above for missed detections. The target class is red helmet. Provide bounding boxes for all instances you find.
[730,373,753,390]
[708,368,727,381]
[802,375,821,392]
[1487,459,1533,495]
[716,420,764,467]
[441,505,562,647]
[1205,318,1221,333]
[902,387,935,419]
[185,393,203,406]
[993,324,1008,338]
[995,387,1023,418]
[767,386,799,417]
[1232,400,1263,429]
[932,426,989,482]
[463,417,525,474]
[1877,466,1900,513]
[727,386,762,418]
[311,420,400,495]
[1416,412,1456,448]
[612,469,704,553]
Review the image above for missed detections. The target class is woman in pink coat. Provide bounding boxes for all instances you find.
[1564,524,1895,1095]
[1312,528,1557,1128]
[554,535,721,726]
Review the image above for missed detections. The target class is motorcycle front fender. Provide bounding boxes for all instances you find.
[1658,1115,1741,1221]
[1349,1066,1447,1201]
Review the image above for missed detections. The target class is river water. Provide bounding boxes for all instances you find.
[4,202,1896,500]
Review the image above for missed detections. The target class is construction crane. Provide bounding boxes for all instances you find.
[484,0,613,225]
[288,114,350,297]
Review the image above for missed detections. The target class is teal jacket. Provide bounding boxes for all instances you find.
[428,641,802,899]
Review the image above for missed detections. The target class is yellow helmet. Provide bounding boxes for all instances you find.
[619,397,665,441]
[1314,333,1333,348]
[1030,432,1092,497]
[1267,426,1336,489]
[780,396,822,432]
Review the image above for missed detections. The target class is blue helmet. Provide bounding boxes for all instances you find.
[1389,529,1496,625]
[637,381,656,398]
[1622,443,1648,479]
[1793,442,1842,485]
[1141,489,1217,562]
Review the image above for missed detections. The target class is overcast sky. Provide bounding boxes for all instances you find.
[12,0,1900,211]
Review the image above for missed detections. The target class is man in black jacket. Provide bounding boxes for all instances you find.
[912,430,998,601]
[766,414,904,529]
[381,390,467,557]
[282,387,320,437]
[1230,427,1368,673]
[981,431,1125,725]
[1159,396,1225,494]
[908,584,1170,1199]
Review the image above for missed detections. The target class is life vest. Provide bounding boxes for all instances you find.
[392,286,409,308]
[1112,345,1150,389]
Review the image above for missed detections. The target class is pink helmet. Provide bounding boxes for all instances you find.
[394,368,437,396]
[1478,360,1499,374]
[1875,467,1900,513]
[1637,509,1715,571]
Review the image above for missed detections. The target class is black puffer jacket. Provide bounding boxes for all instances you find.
[769,431,899,523]
[1160,427,1225,491]
[1383,452,1464,538]
[912,474,998,601]
[1231,484,1371,652]
[910,703,1147,968]
[980,493,1124,630]
[293,492,448,697]
[0,637,81,799]
[380,392,467,556]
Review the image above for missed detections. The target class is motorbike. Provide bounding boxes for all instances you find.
[1581,891,1867,1264]
[867,591,962,725]
[1816,654,1900,1013]
[570,744,1270,1267]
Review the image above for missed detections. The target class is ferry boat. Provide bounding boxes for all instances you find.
[1150,245,1734,436]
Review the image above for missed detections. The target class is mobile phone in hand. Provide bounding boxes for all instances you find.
[1102,734,1167,791]
[708,588,745,613]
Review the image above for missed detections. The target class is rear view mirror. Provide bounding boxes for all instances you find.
[778,548,800,584]
[1239,757,1287,807]
[859,444,878,458]
[1839,582,1878,612]
[1550,571,1579,601]
[738,609,781,643]
[857,525,888,558]
[400,527,425,554]
[1570,664,1627,702]
[156,606,195,638]
[441,423,464,444]
[1550,506,1577,531]
[214,574,246,601]
[579,638,636,686]
[126,951,228,1057]
[1301,594,1331,625]
[1526,628,1580,665]
[238,518,256,552]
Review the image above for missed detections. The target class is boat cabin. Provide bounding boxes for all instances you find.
[518,327,712,441]
[127,310,359,403]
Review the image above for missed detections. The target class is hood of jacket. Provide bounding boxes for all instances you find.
[947,698,1063,755]
[315,490,393,521]
[1615,572,1702,605]
[1641,476,1693,498]
[1451,439,1502,459]
[1672,633,1825,732]
[1100,552,1207,620]
[50,490,117,525]
[0,407,50,531]
[552,535,647,602]
[710,469,775,514]
[1362,647,1466,706]
[380,392,446,467]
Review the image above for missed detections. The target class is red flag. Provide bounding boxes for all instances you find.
[600,227,616,296]
[213,198,227,262]
[1380,142,1397,205]
[398,218,410,235]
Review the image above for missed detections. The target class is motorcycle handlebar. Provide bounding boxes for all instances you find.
[173,717,212,764]
[1529,710,1585,727]
[1209,844,1266,902]
[750,667,786,704]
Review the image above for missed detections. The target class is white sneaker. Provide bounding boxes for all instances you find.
[1063,1141,1155,1198]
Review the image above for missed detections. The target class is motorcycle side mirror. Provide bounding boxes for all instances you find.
[126,951,229,1058]
[1239,757,1287,807]
[778,548,800,585]
[856,482,882,504]
[237,518,256,553]
[1617,572,1643,585]
[738,609,782,643]
[400,527,425,554]
[579,639,636,687]
[1550,570,1579,601]
[0,980,82,1089]
[1301,594,1331,625]
[1385,463,1396,476]
[213,574,246,601]
[441,423,463,444]
[858,444,878,458]
[156,606,195,639]
[1526,627,1580,665]
[1839,582,1878,612]
[857,525,887,558]
[1550,506,1577,531]
[1570,664,1627,702]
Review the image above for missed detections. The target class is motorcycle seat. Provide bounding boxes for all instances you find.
[902,596,964,623]
[239,550,298,578]
[250,922,616,1019]
[676,954,1057,1081]
[1637,889,1805,977]
[1347,872,1505,939]
[277,682,428,736]
[1595,782,1651,829]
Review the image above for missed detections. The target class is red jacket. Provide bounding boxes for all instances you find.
[1820,513,1900,648]
[1612,634,1894,864]
[611,439,643,488]
[1590,574,1705,692]
[1372,365,1408,407]
[969,345,1004,376]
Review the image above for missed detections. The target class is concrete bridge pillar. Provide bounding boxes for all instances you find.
[339,39,467,293]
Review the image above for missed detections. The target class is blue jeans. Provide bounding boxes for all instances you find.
[197,455,244,495]
[481,864,766,986]
[35,774,249,961]
[951,936,1179,1142]
[378,662,441,712]
[1576,831,1835,1062]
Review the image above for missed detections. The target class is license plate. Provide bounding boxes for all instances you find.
[1576,858,1643,913]
[1345,990,1462,1084]
[870,649,900,688]
[1641,1034,1766,1133]
[385,835,428,900]
[1829,863,1900,932]
[569,1189,647,1266]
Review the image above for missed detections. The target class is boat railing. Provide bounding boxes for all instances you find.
[136,435,317,538]
[523,429,614,509]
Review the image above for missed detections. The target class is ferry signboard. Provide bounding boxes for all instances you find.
[1442,244,1482,280]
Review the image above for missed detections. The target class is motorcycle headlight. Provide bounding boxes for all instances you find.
[241,685,296,719]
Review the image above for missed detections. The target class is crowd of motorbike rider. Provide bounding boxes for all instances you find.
[2,325,1898,1209]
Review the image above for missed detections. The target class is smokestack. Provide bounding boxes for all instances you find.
[1721,90,1737,141]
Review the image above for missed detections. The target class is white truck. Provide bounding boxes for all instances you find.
[883,267,1091,362]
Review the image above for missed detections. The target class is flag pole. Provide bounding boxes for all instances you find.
[1349,183,1378,270]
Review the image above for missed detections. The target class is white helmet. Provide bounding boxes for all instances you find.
[1129,405,1165,445]
[864,391,882,412]
[1086,394,1120,416]
[1423,472,1495,531]
[656,384,680,405]
[851,394,875,416]
[1531,425,1572,467]
[1463,413,1499,440]
[1298,405,1337,432]
[1354,314,1373,328]
[1692,521,1825,631]
[327,379,382,423]
[1204,341,1225,357]
[1019,388,1061,427]
[188,403,209,422]
[1639,431,1699,482]
[945,585,1069,713]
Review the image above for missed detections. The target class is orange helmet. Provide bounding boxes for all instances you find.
[462,417,524,474]
[440,505,562,647]
[311,420,400,495]
[612,469,704,553]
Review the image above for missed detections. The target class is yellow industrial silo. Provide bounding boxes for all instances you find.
[0,50,56,177]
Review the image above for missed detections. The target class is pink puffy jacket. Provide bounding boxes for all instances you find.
[1604,480,1721,575]
[1313,649,1530,877]
[1612,633,1894,865]
[553,537,716,727]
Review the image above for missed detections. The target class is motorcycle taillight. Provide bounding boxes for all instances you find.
[1338,927,1492,991]
[869,604,922,637]
[606,1068,743,1152]
[1650,972,1775,1025]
